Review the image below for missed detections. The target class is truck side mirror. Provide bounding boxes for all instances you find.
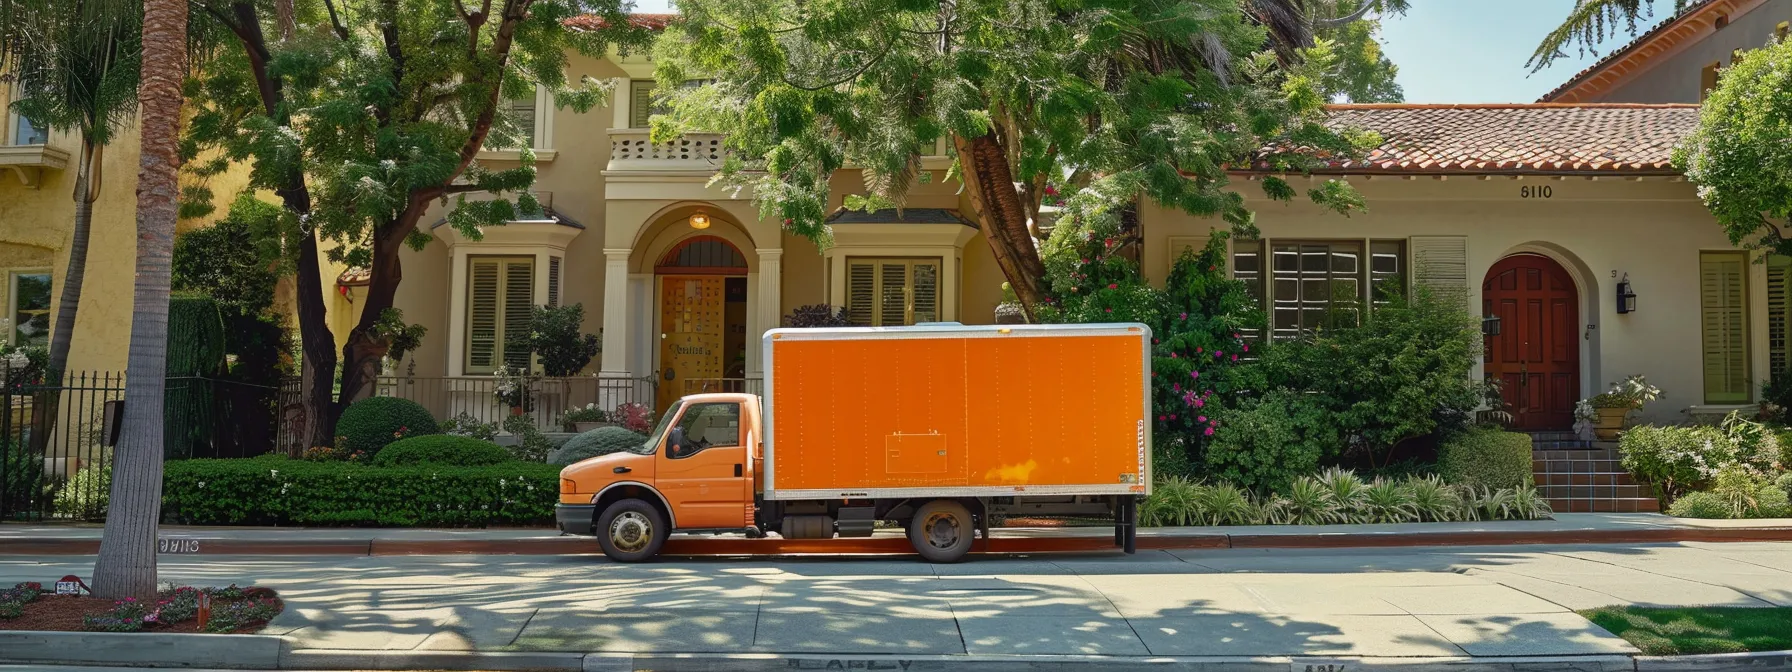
[668,427,685,453]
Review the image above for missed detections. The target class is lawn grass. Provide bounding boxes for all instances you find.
[1578,606,1792,655]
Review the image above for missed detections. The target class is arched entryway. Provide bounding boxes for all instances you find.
[654,236,749,411]
[1483,254,1581,430]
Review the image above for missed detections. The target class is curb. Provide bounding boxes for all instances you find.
[8,527,1792,556]
[1636,650,1792,671]
[0,630,284,669]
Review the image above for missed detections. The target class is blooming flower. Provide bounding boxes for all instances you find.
[1198,416,1207,423]
[1107,283,1118,290]
[1204,428,1214,436]
[1190,370,1199,379]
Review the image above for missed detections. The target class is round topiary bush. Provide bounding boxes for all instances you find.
[336,397,441,456]
[1666,491,1730,519]
[548,426,647,466]
[373,435,512,467]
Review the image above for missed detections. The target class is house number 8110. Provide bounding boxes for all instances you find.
[1520,185,1553,199]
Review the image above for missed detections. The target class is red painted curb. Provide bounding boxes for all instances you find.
[6,527,1790,557]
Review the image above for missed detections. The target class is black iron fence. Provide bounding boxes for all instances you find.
[374,375,658,431]
[0,372,283,521]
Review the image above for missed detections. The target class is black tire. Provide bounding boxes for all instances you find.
[594,499,668,562]
[907,499,975,563]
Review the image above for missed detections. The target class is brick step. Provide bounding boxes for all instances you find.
[1537,472,1643,487]
[1526,431,1581,441]
[1532,449,1620,460]
[1539,484,1655,500]
[1533,440,1595,450]
[1532,460,1626,475]
[1547,498,1661,513]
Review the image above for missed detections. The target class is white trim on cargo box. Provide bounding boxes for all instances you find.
[759,322,1153,501]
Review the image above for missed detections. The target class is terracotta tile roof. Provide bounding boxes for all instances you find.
[1537,0,1734,102]
[1253,103,1700,175]
[563,12,678,33]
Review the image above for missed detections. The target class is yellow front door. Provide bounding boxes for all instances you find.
[658,276,726,411]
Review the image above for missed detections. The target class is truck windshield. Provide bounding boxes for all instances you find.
[633,401,682,455]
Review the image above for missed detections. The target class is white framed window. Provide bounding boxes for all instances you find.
[846,258,940,326]
[465,256,535,374]
[9,113,46,146]
[1233,239,1406,340]
[8,270,52,347]
[487,86,551,151]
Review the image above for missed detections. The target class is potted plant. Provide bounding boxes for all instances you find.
[493,365,536,415]
[1584,374,1661,440]
[560,404,610,433]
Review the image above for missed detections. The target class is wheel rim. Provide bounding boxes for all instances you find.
[609,511,653,553]
[922,511,962,550]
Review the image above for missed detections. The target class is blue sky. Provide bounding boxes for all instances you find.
[625,0,1630,103]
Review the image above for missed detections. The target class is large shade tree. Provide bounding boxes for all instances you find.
[182,0,649,431]
[1673,36,1792,256]
[650,0,1378,320]
[89,0,183,601]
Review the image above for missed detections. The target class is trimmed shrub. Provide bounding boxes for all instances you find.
[372,435,511,468]
[1619,425,1725,503]
[1667,491,1730,519]
[161,459,559,526]
[1439,428,1533,490]
[1777,472,1792,499]
[549,427,647,466]
[2,446,45,515]
[1204,391,1337,492]
[1754,486,1792,518]
[54,463,109,520]
[335,397,441,456]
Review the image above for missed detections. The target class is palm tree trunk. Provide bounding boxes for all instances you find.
[91,0,184,601]
[30,140,102,455]
[952,131,1049,319]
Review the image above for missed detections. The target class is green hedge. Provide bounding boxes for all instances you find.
[161,459,559,527]
[1439,428,1533,490]
[334,397,441,455]
[372,435,512,467]
[548,427,646,466]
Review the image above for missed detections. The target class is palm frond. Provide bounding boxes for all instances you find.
[1527,0,1657,73]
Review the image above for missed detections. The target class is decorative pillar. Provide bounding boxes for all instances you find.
[752,249,783,378]
[600,248,632,376]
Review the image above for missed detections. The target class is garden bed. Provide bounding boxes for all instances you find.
[1580,606,1792,655]
[0,583,282,634]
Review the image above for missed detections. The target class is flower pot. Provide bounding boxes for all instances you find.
[573,421,610,433]
[1593,407,1629,440]
[510,406,525,416]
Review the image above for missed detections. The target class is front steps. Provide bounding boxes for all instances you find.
[1526,431,1660,513]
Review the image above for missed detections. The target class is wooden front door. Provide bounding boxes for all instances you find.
[1483,255,1580,430]
[658,276,727,411]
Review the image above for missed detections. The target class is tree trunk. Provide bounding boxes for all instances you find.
[92,0,185,601]
[952,132,1049,318]
[31,140,102,454]
[295,230,337,449]
[335,212,414,407]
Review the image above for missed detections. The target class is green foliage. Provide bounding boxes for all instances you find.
[1205,391,1336,492]
[1309,1,1405,103]
[1667,491,1735,519]
[1149,233,1264,471]
[1405,475,1462,523]
[1581,605,1792,656]
[335,397,441,456]
[1139,476,1202,527]
[0,0,142,149]
[442,412,500,442]
[372,309,427,366]
[1621,415,1784,505]
[1254,285,1483,467]
[1361,478,1418,524]
[1528,0,1668,72]
[525,303,599,376]
[161,459,562,526]
[1674,36,1792,258]
[372,435,512,468]
[171,200,293,387]
[1778,472,1792,500]
[502,415,553,462]
[548,426,647,466]
[53,463,108,520]
[2,446,46,516]
[1439,428,1534,490]
[165,295,228,377]
[651,0,1371,252]
[783,305,852,328]
[1138,469,1548,527]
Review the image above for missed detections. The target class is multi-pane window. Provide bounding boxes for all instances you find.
[846,258,940,326]
[10,114,46,145]
[8,271,51,347]
[1700,251,1750,404]
[466,257,534,374]
[1232,239,1406,340]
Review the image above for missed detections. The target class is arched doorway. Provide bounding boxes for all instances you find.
[654,236,749,411]
[1483,254,1581,430]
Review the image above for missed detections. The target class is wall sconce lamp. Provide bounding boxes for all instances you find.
[1617,275,1637,314]
[1481,313,1502,337]
[688,211,712,230]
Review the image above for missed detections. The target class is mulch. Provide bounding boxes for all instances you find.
[1,593,283,634]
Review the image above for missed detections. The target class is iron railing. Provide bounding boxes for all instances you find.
[374,375,657,431]
[682,378,764,397]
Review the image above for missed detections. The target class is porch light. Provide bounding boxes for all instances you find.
[689,211,712,230]
[1617,276,1637,314]
[1481,314,1502,337]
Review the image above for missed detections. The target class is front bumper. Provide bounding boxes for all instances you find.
[555,504,597,535]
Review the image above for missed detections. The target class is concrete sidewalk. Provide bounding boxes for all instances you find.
[4,541,1792,670]
[7,513,1792,557]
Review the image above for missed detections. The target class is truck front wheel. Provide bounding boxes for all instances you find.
[908,500,975,563]
[595,499,667,562]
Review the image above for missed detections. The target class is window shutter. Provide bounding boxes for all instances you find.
[1410,236,1468,306]
[879,262,908,326]
[911,262,939,323]
[467,260,501,371]
[630,81,655,129]
[847,261,875,326]
[548,256,562,308]
[502,260,535,369]
[1769,257,1790,379]
[1701,252,1750,403]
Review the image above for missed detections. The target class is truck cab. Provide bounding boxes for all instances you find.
[556,393,764,561]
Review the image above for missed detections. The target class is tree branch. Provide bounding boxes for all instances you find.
[321,0,351,40]
[1314,1,1375,29]
[784,35,895,91]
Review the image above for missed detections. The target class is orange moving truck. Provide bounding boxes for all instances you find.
[555,322,1152,562]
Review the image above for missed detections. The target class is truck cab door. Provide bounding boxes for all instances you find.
[658,401,752,529]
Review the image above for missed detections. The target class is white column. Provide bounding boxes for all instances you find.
[610,77,630,129]
[751,249,783,378]
[600,248,632,376]
[445,247,470,376]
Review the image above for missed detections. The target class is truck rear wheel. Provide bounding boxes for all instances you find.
[595,499,667,563]
[908,500,974,563]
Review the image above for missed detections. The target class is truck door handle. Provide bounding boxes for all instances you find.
[613,466,631,474]
[734,464,742,477]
